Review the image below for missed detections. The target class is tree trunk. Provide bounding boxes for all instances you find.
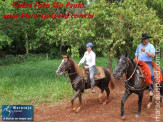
[25,32,29,55]
[161,50,163,59]
[59,41,62,56]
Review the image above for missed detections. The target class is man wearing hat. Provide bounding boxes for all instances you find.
[78,42,96,93]
[135,33,155,94]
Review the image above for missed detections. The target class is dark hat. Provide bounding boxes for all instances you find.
[139,33,152,40]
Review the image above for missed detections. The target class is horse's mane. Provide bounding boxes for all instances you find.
[121,55,136,67]
[69,58,84,76]
[129,58,136,67]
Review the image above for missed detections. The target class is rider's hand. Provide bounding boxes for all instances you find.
[141,47,145,52]
[84,66,89,69]
[134,56,137,61]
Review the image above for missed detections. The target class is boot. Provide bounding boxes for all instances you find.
[91,84,95,93]
[148,84,152,91]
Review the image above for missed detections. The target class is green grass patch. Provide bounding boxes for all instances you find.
[0,56,117,115]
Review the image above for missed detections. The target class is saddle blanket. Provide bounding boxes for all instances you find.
[134,60,162,85]
[83,66,105,81]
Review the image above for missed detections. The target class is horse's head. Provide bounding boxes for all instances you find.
[113,54,129,79]
[56,55,72,76]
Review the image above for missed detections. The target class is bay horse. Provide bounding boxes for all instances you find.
[113,54,163,119]
[56,55,115,112]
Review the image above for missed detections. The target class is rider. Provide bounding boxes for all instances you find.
[78,42,96,93]
[135,33,155,94]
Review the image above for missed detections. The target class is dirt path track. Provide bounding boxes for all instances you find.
[34,80,163,122]
[4,80,163,122]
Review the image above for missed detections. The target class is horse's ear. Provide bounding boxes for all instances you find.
[62,55,67,58]
[125,51,128,57]
[118,54,121,59]
[67,55,71,59]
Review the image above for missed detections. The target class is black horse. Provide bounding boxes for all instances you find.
[56,56,115,112]
[113,54,163,119]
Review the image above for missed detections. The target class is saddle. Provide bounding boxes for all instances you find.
[83,66,105,81]
[135,61,163,85]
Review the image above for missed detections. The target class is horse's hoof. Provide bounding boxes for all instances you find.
[98,94,103,104]
[147,102,152,109]
[102,100,108,105]
[135,114,140,118]
[102,102,106,105]
[147,104,150,109]
[121,115,125,120]
[75,107,82,113]
[72,107,77,111]
[99,99,103,104]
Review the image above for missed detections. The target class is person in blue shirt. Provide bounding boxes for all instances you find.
[135,33,155,94]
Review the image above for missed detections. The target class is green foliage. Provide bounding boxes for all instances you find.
[0,0,162,57]
[106,0,162,57]
[146,0,163,50]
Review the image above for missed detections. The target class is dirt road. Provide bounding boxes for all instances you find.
[33,80,163,122]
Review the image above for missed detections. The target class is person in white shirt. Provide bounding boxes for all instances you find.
[78,42,96,93]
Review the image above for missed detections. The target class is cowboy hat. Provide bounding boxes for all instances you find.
[139,33,152,40]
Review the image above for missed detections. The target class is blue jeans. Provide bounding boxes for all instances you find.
[89,66,96,86]
[146,62,155,91]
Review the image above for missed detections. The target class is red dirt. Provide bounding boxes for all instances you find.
[3,80,163,122]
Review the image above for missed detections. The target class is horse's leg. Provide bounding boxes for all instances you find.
[99,88,104,104]
[160,82,163,103]
[160,96,162,103]
[147,92,153,109]
[135,92,143,118]
[121,90,130,120]
[76,93,82,112]
[103,87,110,105]
[71,90,80,111]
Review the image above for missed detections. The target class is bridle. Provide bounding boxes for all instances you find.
[60,59,73,76]
[114,57,130,79]
[114,54,147,93]
[58,59,84,85]
[124,58,147,93]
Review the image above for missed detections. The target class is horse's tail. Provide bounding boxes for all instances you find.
[107,68,115,90]
[107,58,115,89]
[107,58,112,69]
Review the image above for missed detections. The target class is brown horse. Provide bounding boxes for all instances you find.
[56,55,115,112]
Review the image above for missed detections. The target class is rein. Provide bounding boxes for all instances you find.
[71,77,84,85]
[124,51,142,82]
[63,61,87,85]
[124,52,148,92]
[125,58,139,82]
[67,69,87,85]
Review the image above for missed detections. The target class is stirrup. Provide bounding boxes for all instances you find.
[91,84,95,93]
[148,84,153,91]
[91,88,95,93]
[139,75,145,79]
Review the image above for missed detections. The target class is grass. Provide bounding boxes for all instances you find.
[0,55,117,115]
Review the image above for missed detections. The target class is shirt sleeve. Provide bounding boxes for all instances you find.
[135,45,140,56]
[88,53,96,68]
[149,44,155,56]
[79,52,86,65]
